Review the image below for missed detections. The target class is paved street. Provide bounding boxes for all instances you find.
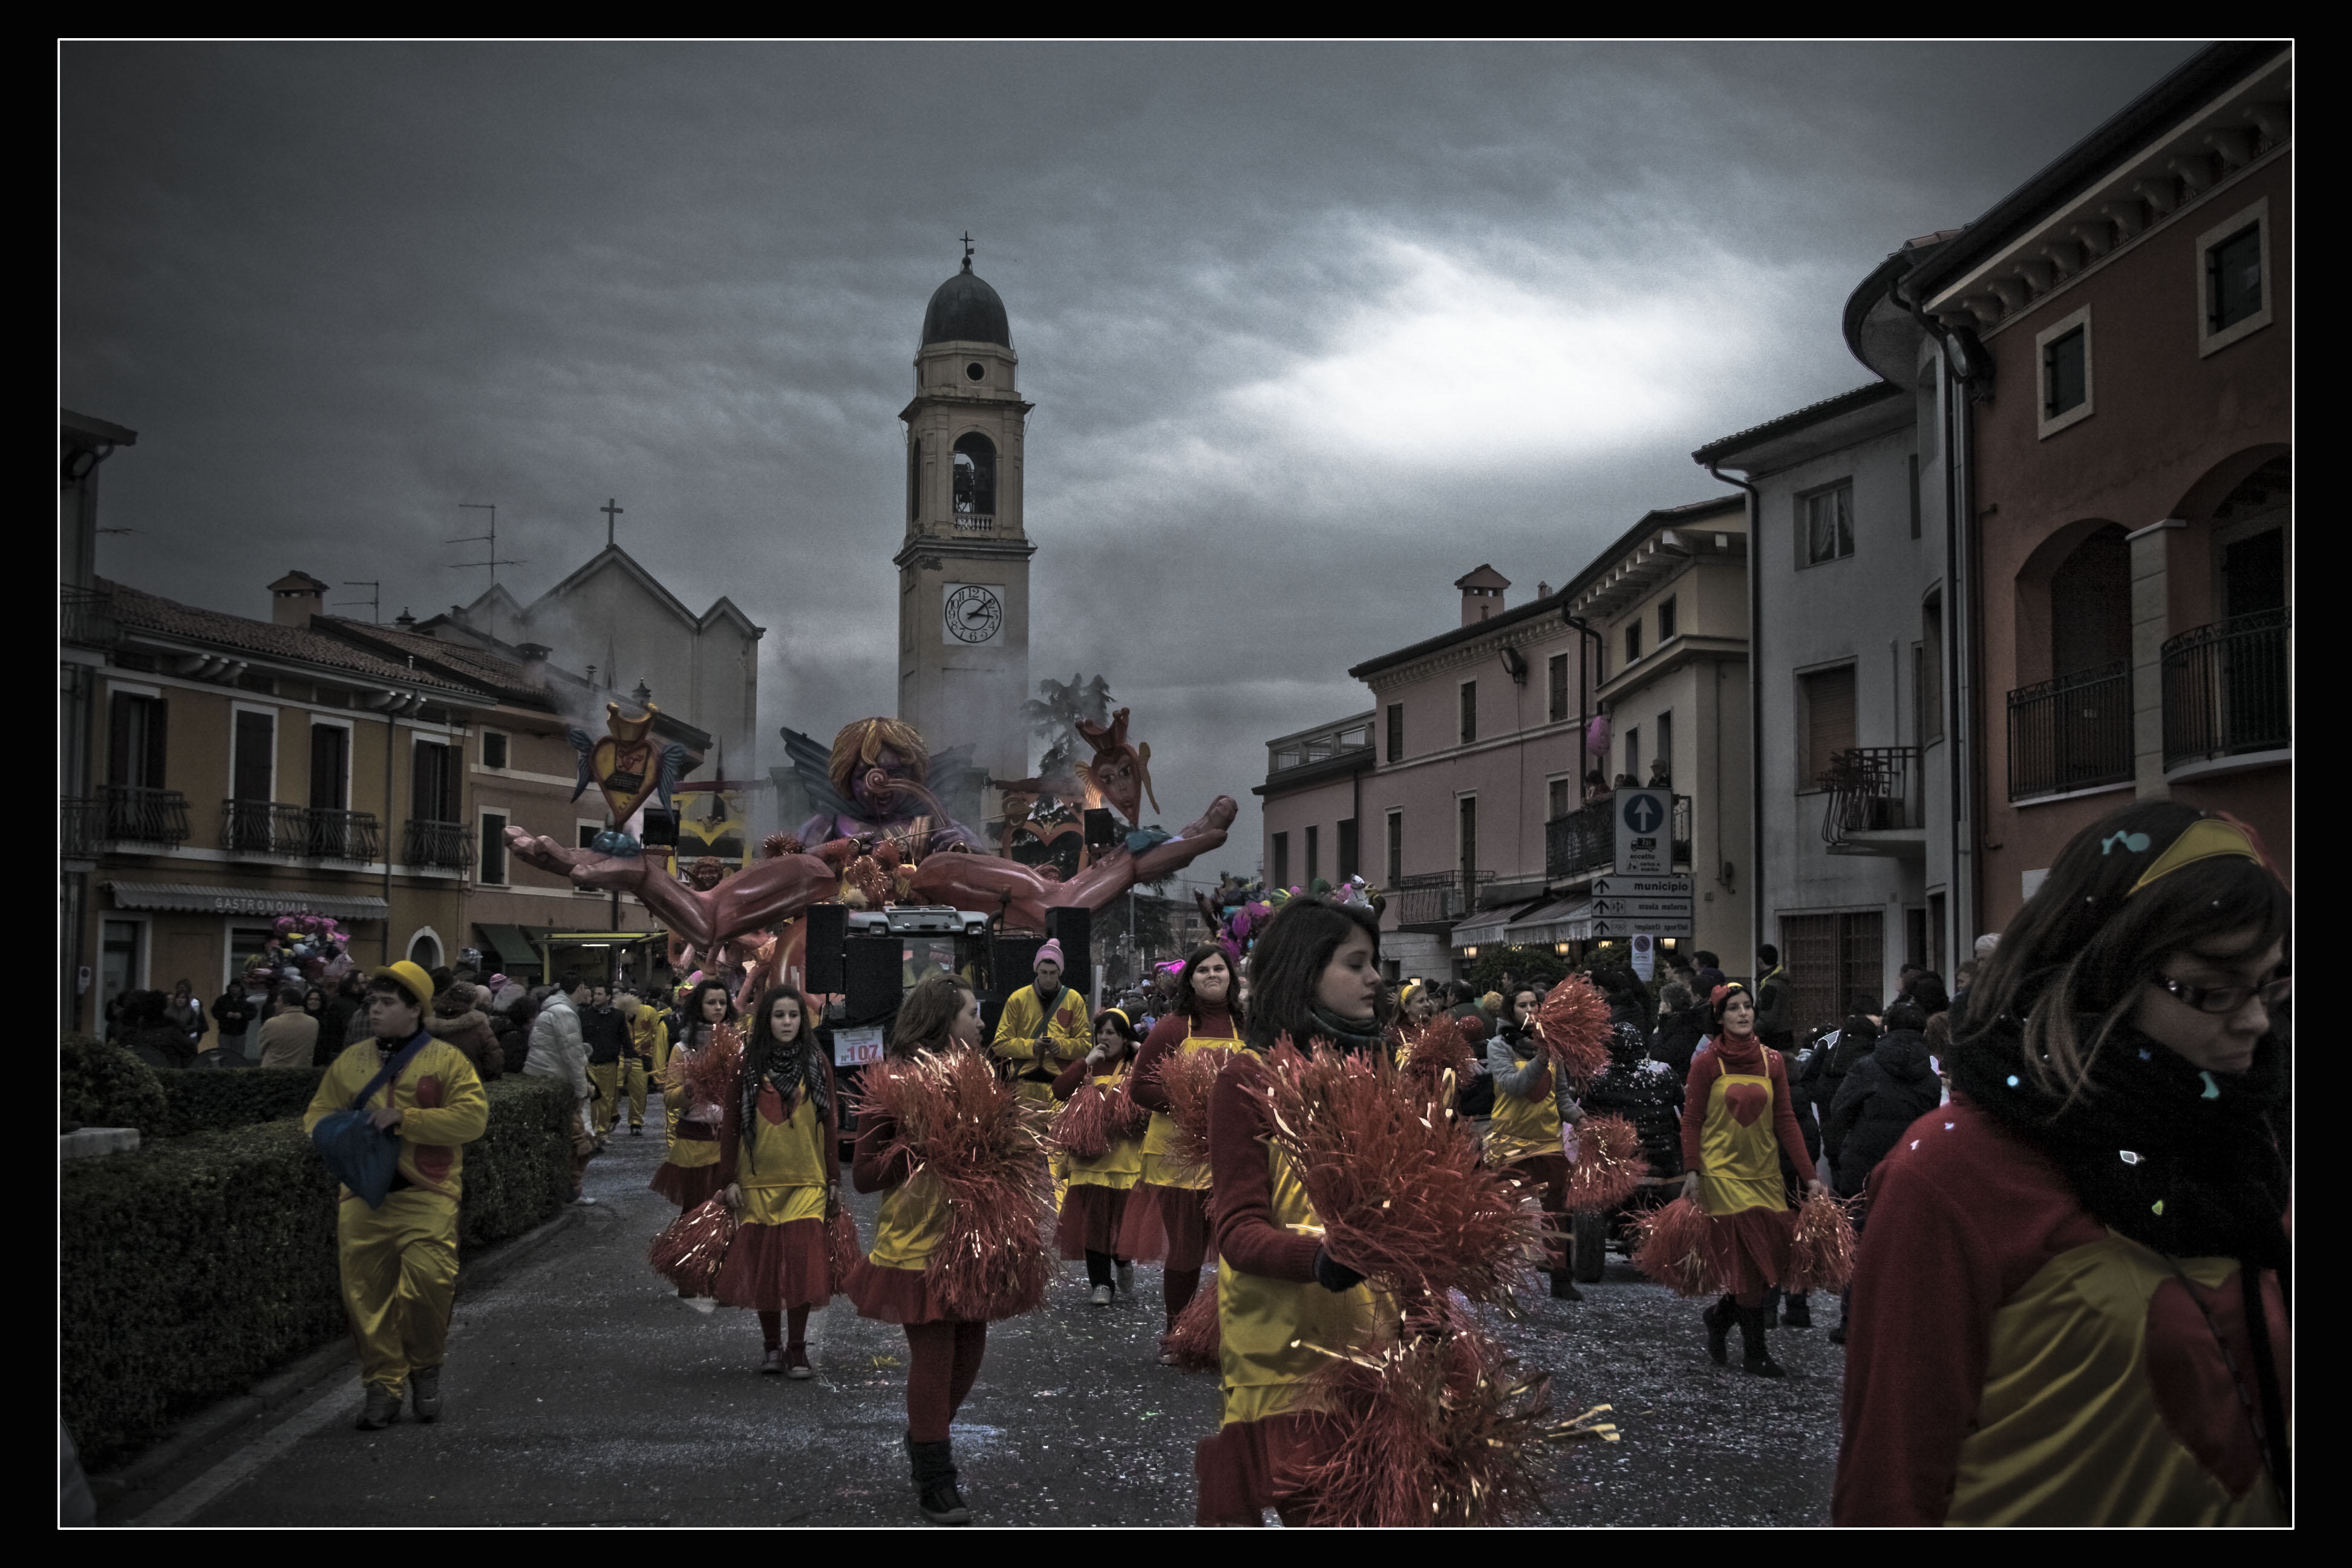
[137,1097,1843,1527]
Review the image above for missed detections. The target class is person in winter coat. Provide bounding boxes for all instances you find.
[1753,946,1794,1052]
[164,980,207,1051]
[580,985,636,1135]
[1811,1001,1883,1135]
[1486,1004,1586,1300]
[1835,805,2290,1525]
[1820,999,1941,1344]
[257,987,321,1071]
[120,991,196,1068]
[524,976,596,1201]
[427,983,502,1079]
[1650,981,1707,1084]
[211,984,258,1062]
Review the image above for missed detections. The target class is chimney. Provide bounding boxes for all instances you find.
[395,607,417,629]
[1453,564,1511,627]
[1537,580,1551,599]
[268,569,330,627]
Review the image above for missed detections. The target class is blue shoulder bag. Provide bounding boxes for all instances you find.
[310,1033,431,1208]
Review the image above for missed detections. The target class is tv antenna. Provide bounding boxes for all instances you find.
[449,502,525,585]
[335,581,382,624]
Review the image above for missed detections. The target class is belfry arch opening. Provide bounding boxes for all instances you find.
[952,433,996,518]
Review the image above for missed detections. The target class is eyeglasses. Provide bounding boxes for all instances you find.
[2151,972,2292,1015]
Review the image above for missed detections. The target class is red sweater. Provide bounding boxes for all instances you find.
[1680,1037,1816,1184]
[1206,1051,1322,1283]
[1129,1004,1236,1115]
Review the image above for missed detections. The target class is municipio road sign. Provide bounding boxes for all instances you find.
[1588,874,1692,898]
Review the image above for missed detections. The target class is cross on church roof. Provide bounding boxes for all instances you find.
[601,497,624,547]
[961,231,973,270]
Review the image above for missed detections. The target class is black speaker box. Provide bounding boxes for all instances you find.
[1047,906,1091,1001]
[991,935,1043,1004]
[842,934,903,1026]
[803,904,849,993]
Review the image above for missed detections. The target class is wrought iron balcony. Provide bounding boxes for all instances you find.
[71,785,191,849]
[60,585,120,648]
[219,800,380,861]
[2163,609,2289,769]
[1391,869,1495,929]
[2007,661,2131,800]
[1818,745,1921,846]
[403,818,476,871]
[1544,792,1694,881]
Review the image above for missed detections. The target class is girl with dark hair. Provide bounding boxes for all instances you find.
[1679,982,1826,1377]
[1195,895,1394,1526]
[304,985,341,1068]
[846,971,991,1525]
[1836,803,2290,1526]
[714,984,840,1377]
[1122,942,1244,1342]
[651,979,737,1212]
[1053,1008,1146,1306]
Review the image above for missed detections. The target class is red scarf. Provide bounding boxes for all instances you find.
[1710,1029,1765,1074]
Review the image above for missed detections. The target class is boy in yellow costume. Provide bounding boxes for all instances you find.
[621,991,665,1135]
[302,961,489,1431]
[988,939,1090,1105]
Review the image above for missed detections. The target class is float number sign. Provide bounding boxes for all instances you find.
[943,583,1004,644]
[1615,788,1670,876]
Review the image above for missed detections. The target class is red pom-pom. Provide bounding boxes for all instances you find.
[1246,1040,1547,1305]
[1565,1114,1646,1213]
[1051,1079,1117,1160]
[1284,1304,1551,1526]
[1105,1071,1150,1141]
[664,1023,742,1111]
[649,1197,737,1296]
[1399,1014,1475,1105]
[1630,1196,1720,1297]
[1785,1188,1860,1293]
[823,1205,863,1283]
[1534,975,1613,1088]
[1153,1046,1237,1177]
[854,1046,1054,1321]
[1158,1278,1221,1372]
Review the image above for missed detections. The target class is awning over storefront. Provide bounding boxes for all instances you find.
[105,881,390,921]
[474,925,540,967]
[1448,909,1515,953]
[1504,898,1595,946]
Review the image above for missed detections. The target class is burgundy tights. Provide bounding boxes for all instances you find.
[1164,1267,1201,1325]
[757,1306,811,1350]
[903,1319,988,1443]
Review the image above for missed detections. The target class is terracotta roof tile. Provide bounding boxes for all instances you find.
[98,578,475,694]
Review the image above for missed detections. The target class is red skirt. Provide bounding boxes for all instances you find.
[843,1255,964,1326]
[712,1217,834,1312]
[650,1161,726,1210]
[1054,1184,1131,1259]
[1117,1181,1216,1271]
[1194,1411,1342,1527]
[1702,1204,1798,1296]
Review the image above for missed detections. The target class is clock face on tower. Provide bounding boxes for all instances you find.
[943,583,1004,644]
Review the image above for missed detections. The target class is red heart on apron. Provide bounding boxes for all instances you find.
[757,1083,786,1125]
[1725,1082,1768,1126]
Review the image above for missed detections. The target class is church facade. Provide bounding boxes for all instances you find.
[895,250,1035,799]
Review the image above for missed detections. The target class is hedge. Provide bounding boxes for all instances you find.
[60,1034,169,1137]
[148,1065,330,1138]
[60,1074,575,1472]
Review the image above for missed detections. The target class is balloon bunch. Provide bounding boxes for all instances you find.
[254,912,354,985]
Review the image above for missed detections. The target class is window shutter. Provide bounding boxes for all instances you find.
[233,711,273,801]
[1805,667,1856,783]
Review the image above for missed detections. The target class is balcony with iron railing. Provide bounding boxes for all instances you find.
[2163,608,2289,772]
[1544,792,1694,881]
[2007,660,2132,800]
[403,818,476,871]
[1818,745,1923,855]
[60,584,120,648]
[1390,869,1496,929]
[62,785,191,852]
[218,800,381,861]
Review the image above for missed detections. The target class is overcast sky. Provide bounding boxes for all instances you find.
[61,40,2202,876]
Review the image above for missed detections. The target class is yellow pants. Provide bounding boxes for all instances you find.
[337,1189,460,1395]
[589,1061,649,1132]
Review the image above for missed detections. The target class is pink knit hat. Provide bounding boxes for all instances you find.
[1034,938,1066,971]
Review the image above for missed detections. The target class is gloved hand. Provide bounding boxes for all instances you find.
[1313,1246,1365,1293]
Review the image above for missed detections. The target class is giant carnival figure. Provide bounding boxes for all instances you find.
[506,711,1236,991]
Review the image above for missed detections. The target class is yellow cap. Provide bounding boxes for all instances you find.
[2126,817,2264,898]
[370,960,436,1010]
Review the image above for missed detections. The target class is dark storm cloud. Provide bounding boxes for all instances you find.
[61,40,2201,867]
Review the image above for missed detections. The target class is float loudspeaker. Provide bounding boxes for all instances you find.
[803,904,849,994]
[842,935,903,1026]
[1047,906,1092,1002]
[991,936,1044,1004]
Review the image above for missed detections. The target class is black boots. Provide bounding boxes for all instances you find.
[1736,1304,1786,1377]
[906,1437,972,1525]
[1781,1292,1813,1328]
[1703,1295,1734,1365]
[1550,1270,1584,1302]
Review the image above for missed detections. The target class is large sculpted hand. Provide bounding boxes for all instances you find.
[503,826,836,952]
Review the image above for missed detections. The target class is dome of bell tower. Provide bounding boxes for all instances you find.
[920,253,1012,350]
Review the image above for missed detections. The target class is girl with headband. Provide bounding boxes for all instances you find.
[1122,942,1245,1348]
[1052,1008,1148,1306]
[1836,803,2289,1524]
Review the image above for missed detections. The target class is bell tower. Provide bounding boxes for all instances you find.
[896,241,1034,800]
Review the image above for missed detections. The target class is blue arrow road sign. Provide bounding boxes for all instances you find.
[1622,792,1665,834]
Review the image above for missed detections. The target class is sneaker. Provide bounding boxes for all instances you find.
[1089,1283,1114,1307]
[760,1347,785,1374]
[918,1481,972,1526]
[410,1365,442,1422]
[357,1384,401,1430]
[685,1295,717,1315]
[785,1344,813,1380]
[572,1194,598,1206]
[1156,1350,1180,1367]
[1782,1296,1814,1328]
[630,1126,644,1137]
[1116,1261,1135,1295]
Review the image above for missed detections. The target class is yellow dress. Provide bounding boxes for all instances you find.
[1138,1022,1237,1191]
[1218,1142,1387,1426]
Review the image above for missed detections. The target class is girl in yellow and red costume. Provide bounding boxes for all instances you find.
[652,979,736,1212]
[1122,942,1242,1342]
[1837,804,2290,1525]
[1051,1008,1148,1305]
[714,982,840,1378]
[1679,981,1827,1377]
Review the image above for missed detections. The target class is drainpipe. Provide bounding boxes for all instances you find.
[383,701,398,962]
[1703,460,1761,964]
[1558,610,1605,794]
